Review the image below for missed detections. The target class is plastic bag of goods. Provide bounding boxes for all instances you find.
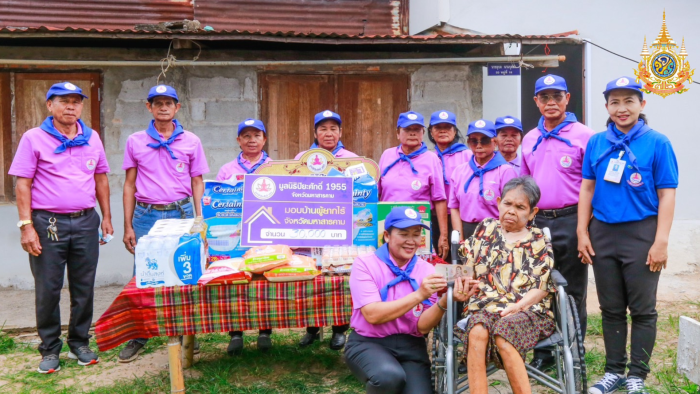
[241,245,292,274]
[264,254,321,282]
[198,258,252,286]
[135,233,206,288]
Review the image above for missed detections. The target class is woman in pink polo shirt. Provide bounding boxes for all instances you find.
[428,110,472,258]
[379,111,449,259]
[449,119,517,240]
[216,118,273,355]
[345,207,476,394]
[294,110,357,160]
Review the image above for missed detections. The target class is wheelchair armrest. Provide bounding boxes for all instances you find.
[550,269,568,287]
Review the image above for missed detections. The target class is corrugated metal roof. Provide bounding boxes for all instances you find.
[0,0,406,35]
[0,26,580,45]
[0,0,193,29]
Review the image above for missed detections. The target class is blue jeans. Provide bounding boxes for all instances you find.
[130,201,193,346]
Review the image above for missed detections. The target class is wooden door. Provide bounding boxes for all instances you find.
[0,73,11,200]
[260,74,335,160]
[9,73,101,200]
[337,74,410,162]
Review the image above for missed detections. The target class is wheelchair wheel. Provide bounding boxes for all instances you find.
[431,318,448,394]
[559,295,587,393]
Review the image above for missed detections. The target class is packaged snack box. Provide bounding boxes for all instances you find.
[241,244,292,274]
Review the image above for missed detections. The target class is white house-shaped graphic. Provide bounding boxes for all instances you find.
[244,206,280,244]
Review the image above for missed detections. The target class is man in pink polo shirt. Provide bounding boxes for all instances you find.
[294,110,357,160]
[119,84,209,362]
[522,74,594,371]
[345,207,476,393]
[9,82,113,374]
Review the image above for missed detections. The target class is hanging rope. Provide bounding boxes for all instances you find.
[542,44,551,73]
[157,39,203,84]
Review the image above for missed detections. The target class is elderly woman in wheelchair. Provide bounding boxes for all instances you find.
[458,176,556,394]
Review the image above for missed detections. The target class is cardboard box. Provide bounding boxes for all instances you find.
[377,202,432,255]
[203,179,248,262]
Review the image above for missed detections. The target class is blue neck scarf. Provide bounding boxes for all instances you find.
[464,152,509,196]
[531,112,577,154]
[40,117,93,154]
[381,143,428,177]
[435,142,468,185]
[310,140,345,156]
[375,244,432,307]
[592,119,651,173]
[146,119,184,160]
[237,151,269,174]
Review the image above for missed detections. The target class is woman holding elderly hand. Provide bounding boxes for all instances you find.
[458,176,555,394]
[345,207,477,394]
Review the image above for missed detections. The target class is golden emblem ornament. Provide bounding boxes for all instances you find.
[634,11,694,98]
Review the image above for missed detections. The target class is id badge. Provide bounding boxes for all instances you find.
[604,158,626,183]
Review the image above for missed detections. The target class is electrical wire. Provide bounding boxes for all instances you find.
[582,39,700,85]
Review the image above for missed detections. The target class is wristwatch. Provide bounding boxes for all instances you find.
[17,220,32,229]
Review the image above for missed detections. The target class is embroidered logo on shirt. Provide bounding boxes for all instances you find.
[413,303,424,317]
[405,208,418,219]
[628,172,643,186]
[64,82,77,91]
[475,120,486,128]
[411,180,422,190]
[407,113,418,120]
[504,118,515,124]
[544,76,556,85]
[483,189,495,201]
[439,111,449,119]
[85,158,97,171]
[156,85,167,93]
[560,155,572,168]
[175,162,186,173]
[616,77,630,86]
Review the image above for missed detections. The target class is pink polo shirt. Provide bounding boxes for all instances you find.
[350,252,438,338]
[123,129,210,205]
[521,122,594,210]
[440,150,473,204]
[9,124,110,213]
[216,155,272,181]
[293,147,358,160]
[378,147,447,207]
[448,158,517,223]
[507,153,522,174]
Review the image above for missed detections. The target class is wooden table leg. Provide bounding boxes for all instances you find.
[319,326,324,342]
[167,336,185,393]
[182,335,195,369]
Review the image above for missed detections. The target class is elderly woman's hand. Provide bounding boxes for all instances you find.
[453,277,479,302]
[418,274,447,300]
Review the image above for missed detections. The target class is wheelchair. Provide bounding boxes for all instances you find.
[431,229,587,394]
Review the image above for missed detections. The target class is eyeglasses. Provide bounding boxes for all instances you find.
[467,137,492,146]
[536,93,566,104]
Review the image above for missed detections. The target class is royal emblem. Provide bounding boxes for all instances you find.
[634,11,694,98]
[175,162,186,173]
[439,111,449,120]
[411,180,422,190]
[475,120,486,128]
[407,113,418,120]
[629,172,643,185]
[560,155,572,168]
[85,158,97,171]
[155,85,168,93]
[504,118,515,124]
[483,189,495,201]
[543,76,555,85]
[244,119,255,125]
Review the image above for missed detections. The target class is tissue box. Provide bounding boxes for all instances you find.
[203,179,248,263]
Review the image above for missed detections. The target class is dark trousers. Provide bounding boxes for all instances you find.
[533,211,588,360]
[590,216,659,379]
[345,331,432,394]
[461,221,480,240]
[431,213,453,260]
[29,209,100,356]
[229,329,272,337]
[307,324,349,335]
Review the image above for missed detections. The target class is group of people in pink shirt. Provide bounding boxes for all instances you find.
[11,72,677,394]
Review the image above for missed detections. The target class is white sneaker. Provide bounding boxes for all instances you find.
[588,372,626,394]
[626,377,648,394]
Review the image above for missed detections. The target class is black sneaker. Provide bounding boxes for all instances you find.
[299,332,319,347]
[227,335,244,356]
[68,345,99,366]
[118,340,146,363]
[257,333,272,352]
[37,354,60,374]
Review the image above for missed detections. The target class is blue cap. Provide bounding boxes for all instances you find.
[494,116,523,133]
[397,111,425,128]
[467,119,497,138]
[46,82,88,101]
[385,207,430,231]
[429,110,457,127]
[237,118,266,135]
[147,84,179,102]
[314,110,342,128]
[603,76,644,98]
[534,74,568,95]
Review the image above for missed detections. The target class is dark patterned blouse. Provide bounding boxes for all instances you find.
[458,218,555,318]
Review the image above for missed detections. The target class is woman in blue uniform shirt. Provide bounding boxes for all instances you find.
[577,77,678,394]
